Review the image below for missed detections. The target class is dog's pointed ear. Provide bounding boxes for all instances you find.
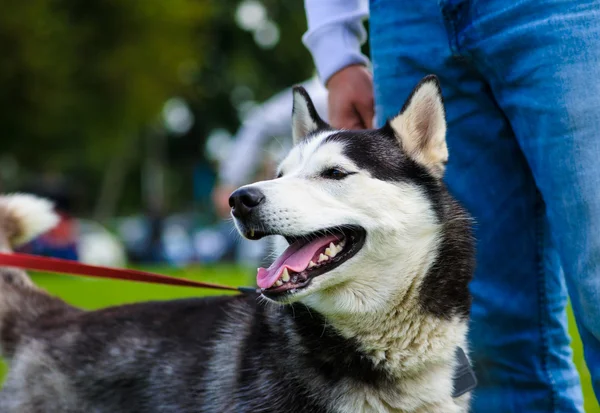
[292,86,327,145]
[388,75,448,178]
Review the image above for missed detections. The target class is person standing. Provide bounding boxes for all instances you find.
[303,1,600,412]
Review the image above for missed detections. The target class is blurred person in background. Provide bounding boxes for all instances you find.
[303,0,600,412]
[211,76,328,267]
[212,76,328,219]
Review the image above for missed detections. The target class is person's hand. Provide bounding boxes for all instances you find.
[212,184,237,219]
[326,64,375,130]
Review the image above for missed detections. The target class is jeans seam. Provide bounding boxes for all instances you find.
[438,0,460,56]
[461,27,561,411]
[535,191,560,412]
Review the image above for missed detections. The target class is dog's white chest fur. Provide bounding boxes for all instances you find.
[334,372,468,413]
[325,307,470,413]
[335,370,469,413]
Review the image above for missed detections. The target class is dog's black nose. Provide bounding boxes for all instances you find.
[229,187,265,218]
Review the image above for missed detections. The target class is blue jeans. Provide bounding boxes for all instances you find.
[369,0,600,411]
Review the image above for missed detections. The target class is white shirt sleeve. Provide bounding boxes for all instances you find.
[219,78,329,187]
[302,0,370,85]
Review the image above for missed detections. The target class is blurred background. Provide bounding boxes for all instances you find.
[0,1,597,411]
[0,0,321,268]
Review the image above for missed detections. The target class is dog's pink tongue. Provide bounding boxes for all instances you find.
[257,235,339,289]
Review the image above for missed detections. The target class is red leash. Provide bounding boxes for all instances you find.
[0,252,257,294]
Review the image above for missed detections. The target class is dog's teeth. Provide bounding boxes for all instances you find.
[281,268,290,282]
[325,247,337,258]
[318,253,329,263]
[250,229,255,237]
[327,243,339,257]
[275,279,283,287]
[307,260,316,269]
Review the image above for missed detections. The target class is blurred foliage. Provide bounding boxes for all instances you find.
[0,0,315,214]
[166,1,315,212]
[0,0,206,169]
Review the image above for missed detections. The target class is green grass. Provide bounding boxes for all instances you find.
[568,307,599,412]
[0,266,598,411]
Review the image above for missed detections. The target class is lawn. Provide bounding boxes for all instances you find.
[0,266,598,412]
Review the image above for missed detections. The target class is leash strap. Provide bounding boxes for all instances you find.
[0,252,255,293]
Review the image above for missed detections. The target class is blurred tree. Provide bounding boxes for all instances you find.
[165,0,316,213]
[0,0,206,179]
[112,0,318,216]
[0,0,317,216]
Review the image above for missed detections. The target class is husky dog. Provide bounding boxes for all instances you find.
[0,76,475,413]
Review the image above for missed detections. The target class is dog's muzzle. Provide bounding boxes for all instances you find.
[229,187,265,219]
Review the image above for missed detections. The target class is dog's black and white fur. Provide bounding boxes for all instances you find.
[0,76,475,413]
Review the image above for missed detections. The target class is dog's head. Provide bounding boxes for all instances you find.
[230,76,456,315]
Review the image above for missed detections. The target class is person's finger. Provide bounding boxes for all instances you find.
[355,97,375,129]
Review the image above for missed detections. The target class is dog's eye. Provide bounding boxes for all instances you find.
[276,171,283,179]
[321,168,349,180]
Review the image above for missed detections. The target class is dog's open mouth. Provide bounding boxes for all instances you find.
[257,226,366,297]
